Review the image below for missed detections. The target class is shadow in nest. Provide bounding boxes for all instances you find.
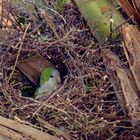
[16,53,68,98]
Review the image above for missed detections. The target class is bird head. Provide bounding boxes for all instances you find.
[40,67,61,86]
[35,67,61,97]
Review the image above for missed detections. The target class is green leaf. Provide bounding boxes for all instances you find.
[74,0,124,41]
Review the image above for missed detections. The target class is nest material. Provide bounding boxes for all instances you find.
[0,0,139,139]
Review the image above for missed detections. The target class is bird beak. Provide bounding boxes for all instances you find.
[56,76,61,83]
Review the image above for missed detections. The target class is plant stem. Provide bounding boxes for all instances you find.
[73,0,125,41]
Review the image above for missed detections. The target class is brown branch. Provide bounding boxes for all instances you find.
[8,23,30,83]
[42,11,60,40]
[0,116,60,140]
[0,124,29,140]
[38,116,72,140]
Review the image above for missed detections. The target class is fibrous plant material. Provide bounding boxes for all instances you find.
[0,0,16,28]
[118,0,140,24]
[121,24,140,91]
[73,0,124,41]
[133,0,140,14]
[42,11,61,39]
[38,116,71,140]
[17,56,54,85]
[116,67,140,125]
[0,116,60,140]
[103,49,140,126]
[102,50,127,113]
[0,0,140,139]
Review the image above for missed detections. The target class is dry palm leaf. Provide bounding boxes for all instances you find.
[0,115,60,140]
[102,49,126,112]
[103,49,140,125]
[0,0,2,21]
[118,0,140,24]
[0,0,15,27]
[121,24,140,91]
[133,0,140,14]
[17,55,55,85]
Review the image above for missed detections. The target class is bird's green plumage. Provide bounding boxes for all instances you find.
[35,67,61,98]
[40,67,54,86]
[35,88,39,96]
[35,67,54,97]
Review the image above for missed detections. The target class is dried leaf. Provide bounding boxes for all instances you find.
[103,49,140,125]
[118,0,140,23]
[133,0,140,14]
[121,24,140,91]
[17,56,54,85]
[102,49,126,112]
[0,115,59,140]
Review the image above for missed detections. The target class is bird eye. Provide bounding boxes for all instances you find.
[50,75,53,78]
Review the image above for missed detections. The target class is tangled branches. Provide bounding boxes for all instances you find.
[0,1,139,139]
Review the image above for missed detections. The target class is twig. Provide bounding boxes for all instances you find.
[42,11,60,39]
[38,116,72,140]
[8,23,30,83]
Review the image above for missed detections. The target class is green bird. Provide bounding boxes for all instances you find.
[35,67,61,98]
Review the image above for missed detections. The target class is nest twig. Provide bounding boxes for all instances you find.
[0,0,140,139]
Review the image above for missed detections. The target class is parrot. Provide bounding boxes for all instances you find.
[35,67,61,98]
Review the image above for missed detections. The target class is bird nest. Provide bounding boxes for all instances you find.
[0,1,139,139]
